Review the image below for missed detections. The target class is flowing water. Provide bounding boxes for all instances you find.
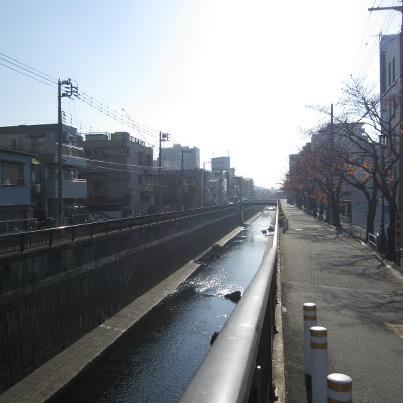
[54,209,274,403]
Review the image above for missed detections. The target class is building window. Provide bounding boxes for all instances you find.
[1,161,24,185]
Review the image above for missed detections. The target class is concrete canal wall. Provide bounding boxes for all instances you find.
[0,206,260,392]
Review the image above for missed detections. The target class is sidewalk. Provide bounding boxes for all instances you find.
[280,202,403,403]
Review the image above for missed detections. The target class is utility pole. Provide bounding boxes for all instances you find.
[328,103,335,227]
[379,134,387,253]
[181,148,191,210]
[181,149,185,210]
[158,131,170,212]
[369,3,403,262]
[57,78,78,226]
[201,169,205,208]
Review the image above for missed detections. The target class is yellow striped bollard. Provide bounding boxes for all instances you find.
[303,302,317,376]
[310,326,328,403]
[327,373,352,403]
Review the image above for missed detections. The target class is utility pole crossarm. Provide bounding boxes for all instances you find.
[368,6,403,13]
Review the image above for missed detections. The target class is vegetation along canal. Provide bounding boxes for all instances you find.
[53,208,275,403]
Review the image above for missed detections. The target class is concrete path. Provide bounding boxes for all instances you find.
[280,202,403,403]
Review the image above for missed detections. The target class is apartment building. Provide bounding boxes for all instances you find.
[82,132,154,217]
[160,144,200,170]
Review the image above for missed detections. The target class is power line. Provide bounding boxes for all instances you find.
[0,51,165,148]
[74,92,158,147]
[0,55,57,85]
[0,61,57,88]
[351,0,378,73]
[78,91,158,140]
[0,131,170,172]
[354,1,400,78]
[0,51,57,81]
[362,13,401,77]
[62,108,161,160]
[62,111,101,133]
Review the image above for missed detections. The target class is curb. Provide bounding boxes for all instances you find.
[272,235,286,403]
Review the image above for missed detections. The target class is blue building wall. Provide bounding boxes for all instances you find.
[0,150,32,205]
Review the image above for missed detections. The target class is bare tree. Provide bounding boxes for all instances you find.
[325,79,399,257]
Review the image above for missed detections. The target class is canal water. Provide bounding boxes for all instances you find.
[54,209,274,403]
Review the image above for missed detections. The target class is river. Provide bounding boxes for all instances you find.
[53,209,274,403]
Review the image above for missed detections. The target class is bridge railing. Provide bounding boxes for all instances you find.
[180,207,279,403]
[241,198,277,206]
[0,204,238,257]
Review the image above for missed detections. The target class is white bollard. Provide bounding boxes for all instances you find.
[310,326,328,403]
[303,302,317,376]
[327,373,352,403]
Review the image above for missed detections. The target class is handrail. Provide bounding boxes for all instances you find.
[0,204,240,257]
[180,208,279,403]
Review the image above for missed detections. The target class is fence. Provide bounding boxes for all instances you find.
[0,218,38,234]
[0,217,56,235]
[180,208,279,403]
[0,205,237,257]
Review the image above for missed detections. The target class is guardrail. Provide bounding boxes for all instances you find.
[180,207,279,403]
[0,217,56,234]
[241,199,277,206]
[0,205,238,257]
[0,218,38,234]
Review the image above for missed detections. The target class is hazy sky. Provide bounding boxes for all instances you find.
[0,0,401,188]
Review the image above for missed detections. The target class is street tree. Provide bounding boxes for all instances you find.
[322,79,399,257]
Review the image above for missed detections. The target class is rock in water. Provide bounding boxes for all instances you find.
[210,331,219,345]
[224,290,241,303]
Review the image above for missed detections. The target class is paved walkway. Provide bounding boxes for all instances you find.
[280,202,403,403]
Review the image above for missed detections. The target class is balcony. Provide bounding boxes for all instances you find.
[47,179,87,199]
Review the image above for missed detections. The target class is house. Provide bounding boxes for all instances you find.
[0,149,35,222]
[0,124,87,224]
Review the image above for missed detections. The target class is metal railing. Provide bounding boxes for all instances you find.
[180,208,279,403]
[0,218,38,234]
[0,205,237,257]
[0,217,56,234]
[241,198,277,206]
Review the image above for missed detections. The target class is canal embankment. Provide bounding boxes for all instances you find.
[1,205,263,394]
[50,210,274,402]
[0,210,264,403]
